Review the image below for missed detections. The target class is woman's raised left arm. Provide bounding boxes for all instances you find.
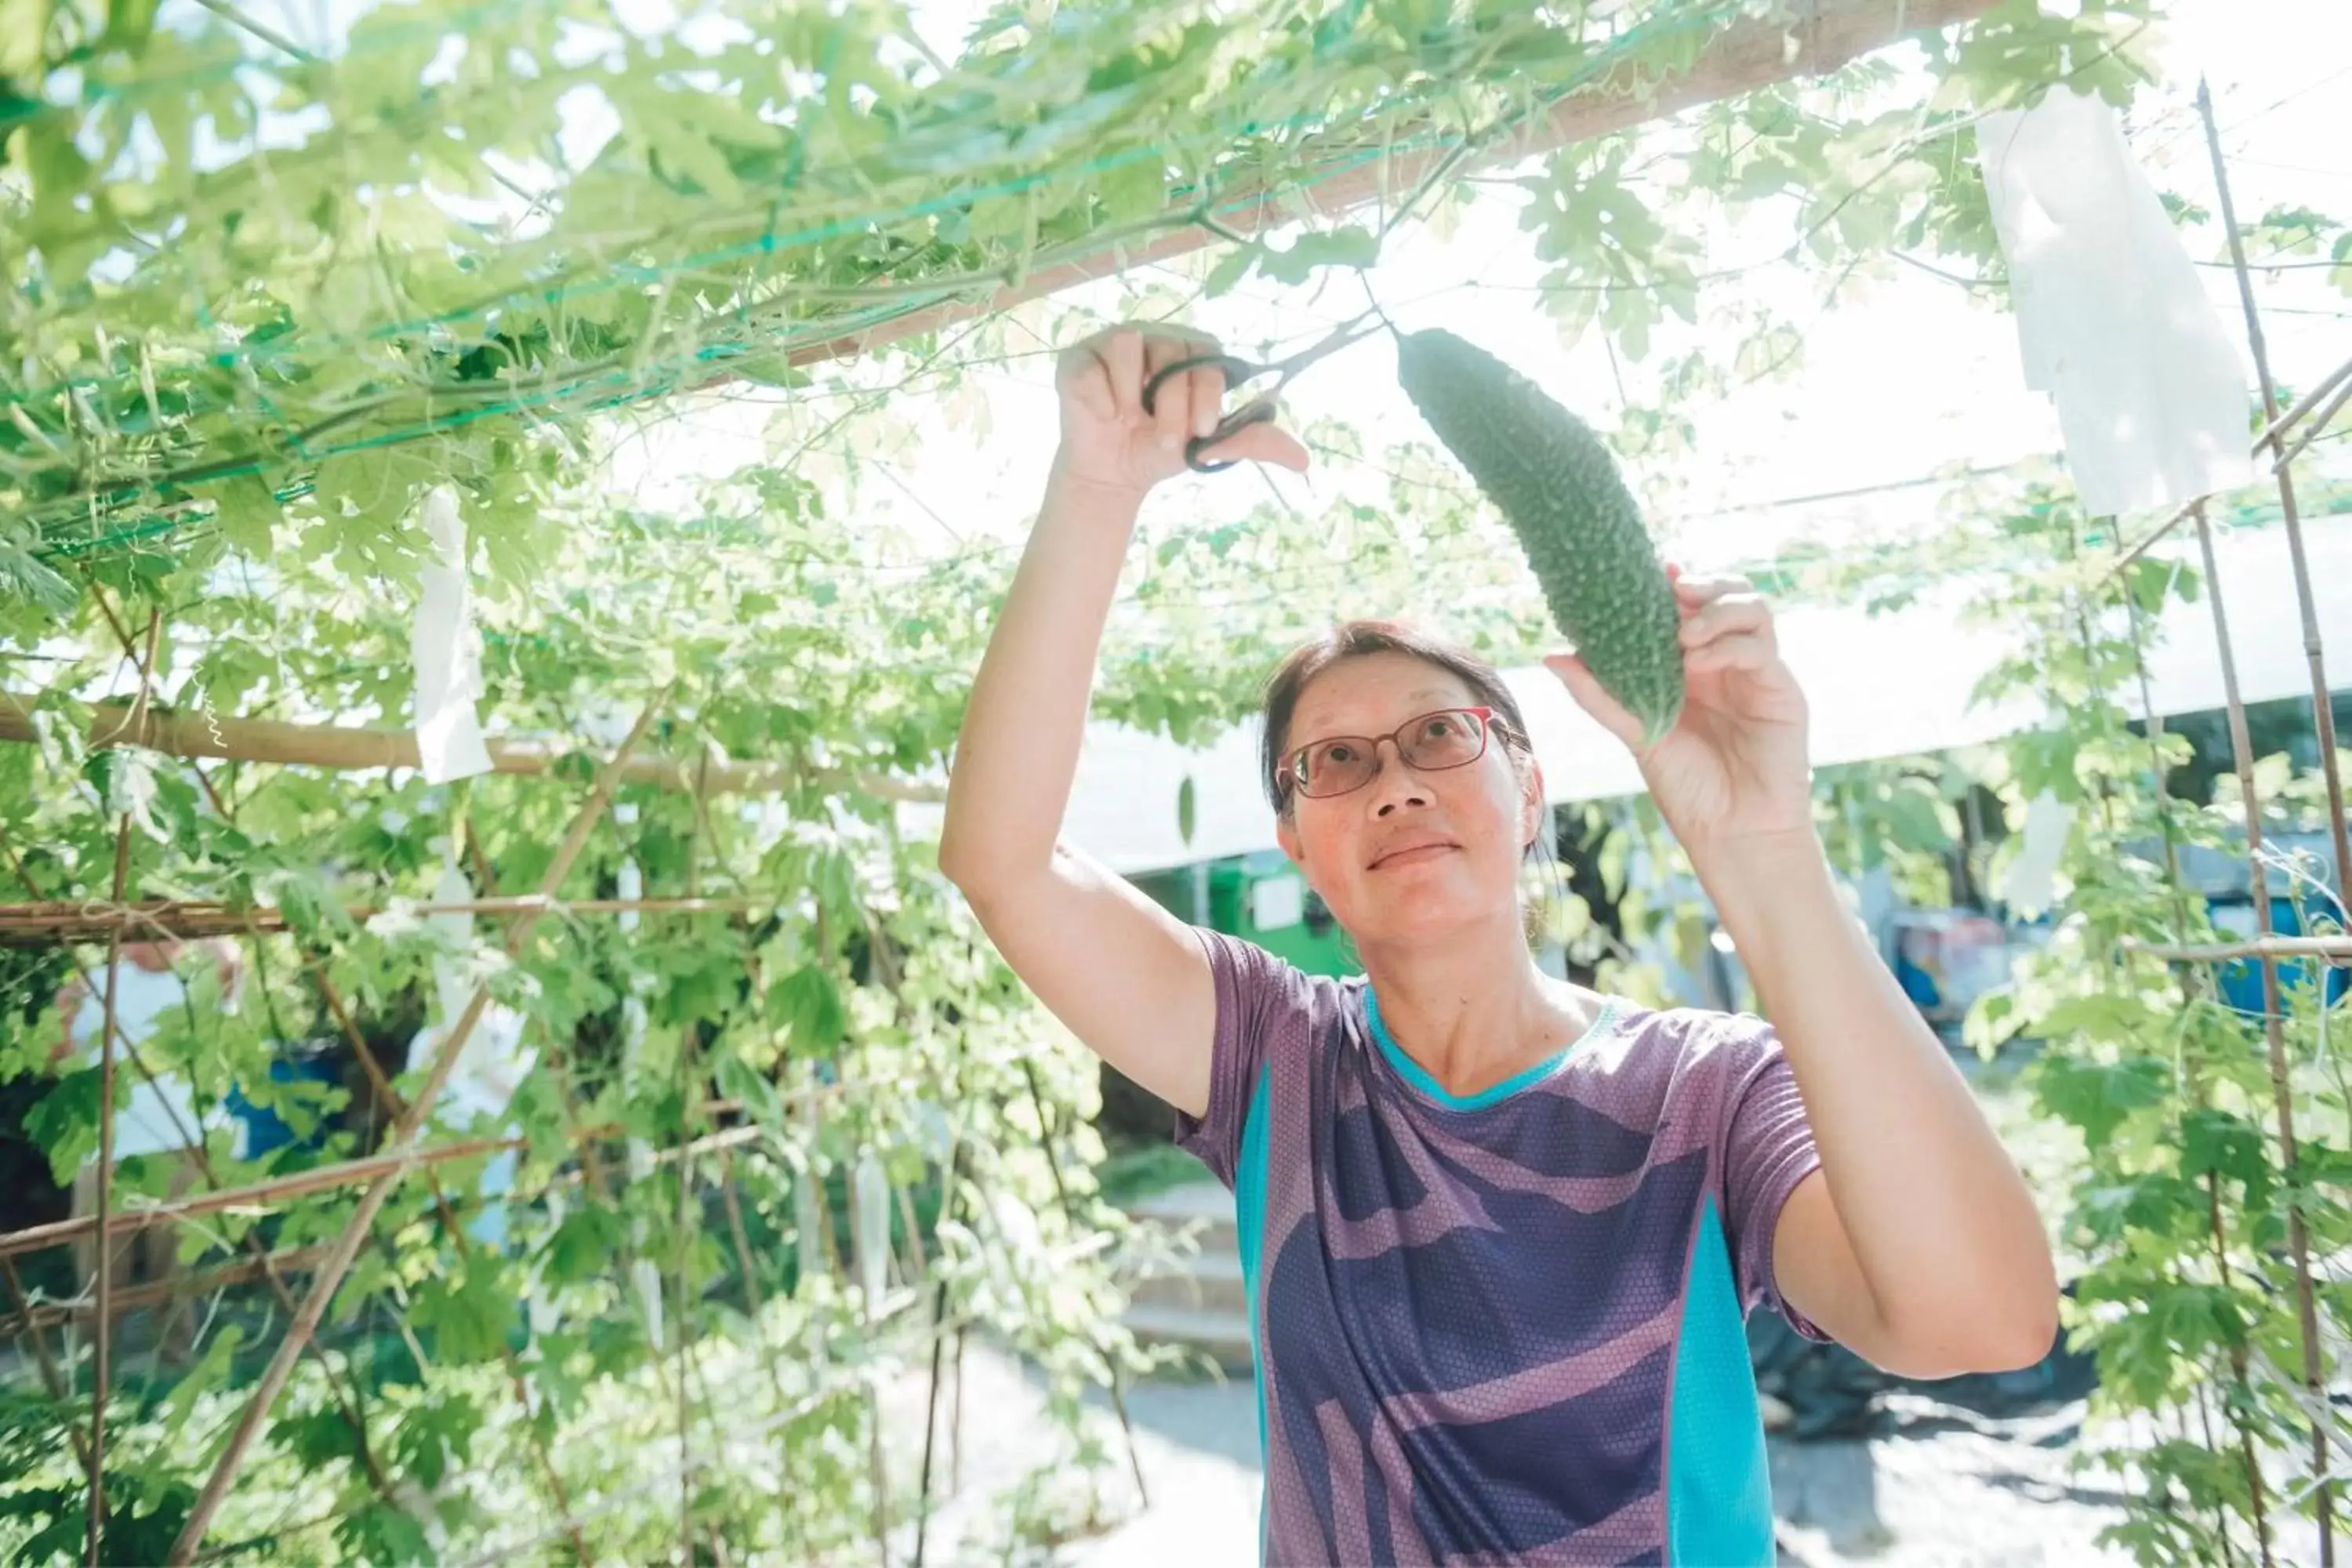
[1548,571,2056,1377]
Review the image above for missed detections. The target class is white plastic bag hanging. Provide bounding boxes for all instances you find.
[412,486,493,783]
[1975,85,2253,517]
[613,806,667,1347]
[851,1145,891,1308]
[1998,791,2076,918]
[792,1087,831,1297]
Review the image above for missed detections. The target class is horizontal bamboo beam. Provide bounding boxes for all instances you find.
[778,0,2000,372]
[0,694,944,804]
[0,1244,335,1338]
[0,1133,523,1262]
[0,1084,865,1261]
[0,895,766,948]
[2128,935,2352,964]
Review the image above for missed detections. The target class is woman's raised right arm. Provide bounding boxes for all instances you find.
[937,325,1305,1118]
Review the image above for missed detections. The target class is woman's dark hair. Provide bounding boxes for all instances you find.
[1258,620,1562,943]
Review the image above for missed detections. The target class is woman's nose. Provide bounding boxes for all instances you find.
[1367,737,1432,815]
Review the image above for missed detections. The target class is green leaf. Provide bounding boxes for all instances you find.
[1203,243,1257,298]
[0,0,49,78]
[26,1069,103,1185]
[162,1326,241,1446]
[1254,225,1380,285]
[410,1251,514,1363]
[2180,1109,2270,1195]
[771,964,847,1052]
[1176,774,1196,847]
[1876,780,1952,853]
[542,1203,627,1284]
[103,0,158,49]
[270,1403,362,1469]
[394,1389,485,1492]
[338,1501,432,1568]
[1095,154,1164,223]
[1962,988,2021,1061]
[205,474,282,557]
[2033,1054,2169,1148]
[717,1050,784,1126]
[0,533,75,619]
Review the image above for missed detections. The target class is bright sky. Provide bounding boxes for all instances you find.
[598,0,2352,586]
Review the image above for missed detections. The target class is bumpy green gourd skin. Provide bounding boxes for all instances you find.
[1395,328,1684,745]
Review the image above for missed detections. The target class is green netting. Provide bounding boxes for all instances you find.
[0,0,1757,567]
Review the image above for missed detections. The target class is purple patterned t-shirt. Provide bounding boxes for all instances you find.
[1173,928,1826,1566]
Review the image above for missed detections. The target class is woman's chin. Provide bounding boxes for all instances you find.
[1341,877,1517,946]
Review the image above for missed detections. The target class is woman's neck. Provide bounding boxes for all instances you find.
[1356,912,1601,1101]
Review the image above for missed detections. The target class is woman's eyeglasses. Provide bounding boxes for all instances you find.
[1278,707,1498,801]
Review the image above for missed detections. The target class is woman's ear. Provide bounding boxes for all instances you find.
[1520,759,1548,852]
[1276,812,1305,868]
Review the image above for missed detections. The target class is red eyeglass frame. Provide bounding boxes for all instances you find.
[1276,706,1500,802]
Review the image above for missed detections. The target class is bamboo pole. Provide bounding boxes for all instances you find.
[0,693,943,804]
[2200,79,2352,909]
[2,1254,96,1477]
[2195,499,2333,1564]
[307,960,592,1562]
[913,1062,971,1568]
[88,601,160,1566]
[166,691,669,1565]
[87,811,131,1567]
[2270,374,2352,475]
[2124,588,2272,1566]
[2201,83,2345,1563]
[2256,349,2352,459]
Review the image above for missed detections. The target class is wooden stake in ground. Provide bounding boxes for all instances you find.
[89,602,159,1566]
[4,1254,95,1478]
[165,691,670,1565]
[2197,501,2330,1566]
[2123,590,2274,1568]
[2199,82,2342,1566]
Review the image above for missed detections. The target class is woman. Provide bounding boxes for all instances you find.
[940,324,2056,1565]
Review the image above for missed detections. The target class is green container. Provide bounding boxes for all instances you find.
[1132,851,1358,978]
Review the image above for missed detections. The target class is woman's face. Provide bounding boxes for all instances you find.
[1272,652,1542,947]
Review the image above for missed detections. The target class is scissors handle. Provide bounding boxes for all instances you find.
[1140,353,1286,474]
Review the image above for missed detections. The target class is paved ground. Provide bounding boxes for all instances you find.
[887,1339,2139,1566]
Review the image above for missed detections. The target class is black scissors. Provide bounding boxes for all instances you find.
[1139,311,1386,473]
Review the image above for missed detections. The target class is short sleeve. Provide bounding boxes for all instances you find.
[1171,927,1315,1190]
[1713,1015,1829,1341]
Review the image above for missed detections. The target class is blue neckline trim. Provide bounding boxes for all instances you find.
[1363,983,1620,1110]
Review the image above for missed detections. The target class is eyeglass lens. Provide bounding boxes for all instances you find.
[1292,710,1488,798]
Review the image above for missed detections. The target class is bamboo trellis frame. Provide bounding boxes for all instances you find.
[54,4,2352,1559]
[161,694,669,1561]
[764,0,2003,377]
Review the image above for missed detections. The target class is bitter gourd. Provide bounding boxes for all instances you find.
[1395,328,1684,745]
